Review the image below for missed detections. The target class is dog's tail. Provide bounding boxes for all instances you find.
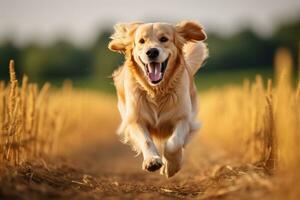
[183,42,208,76]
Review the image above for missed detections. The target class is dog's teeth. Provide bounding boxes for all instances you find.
[147,64,151,73]
[148,64,153,73]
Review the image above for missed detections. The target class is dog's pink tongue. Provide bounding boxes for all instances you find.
[148,63,161,82]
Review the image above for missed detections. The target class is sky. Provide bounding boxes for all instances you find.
[0,0,300,46]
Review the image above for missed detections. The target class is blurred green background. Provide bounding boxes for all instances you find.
[0,0,299,92]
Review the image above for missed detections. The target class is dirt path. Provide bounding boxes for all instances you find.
[0,133,272,200]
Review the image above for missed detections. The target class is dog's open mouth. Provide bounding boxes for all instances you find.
[143,57,169,84]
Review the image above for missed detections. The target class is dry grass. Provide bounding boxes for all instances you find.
[0,46,299,199]
[0,61,118,166]
[199,47,300,199]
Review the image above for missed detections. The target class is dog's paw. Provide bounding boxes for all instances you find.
[142,156,163,172]
[160,157,182,178]
[161,148,183,178]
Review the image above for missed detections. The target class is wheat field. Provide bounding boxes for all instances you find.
[0,47,299,199]
[0,61,118,165]
[198,47,300,199]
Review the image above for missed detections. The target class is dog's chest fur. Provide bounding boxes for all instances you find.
[137,90,187,138]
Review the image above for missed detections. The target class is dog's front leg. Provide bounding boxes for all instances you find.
[161,120,189,177]
[128,123,163,172]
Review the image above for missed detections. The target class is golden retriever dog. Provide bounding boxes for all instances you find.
[108,21,208,177]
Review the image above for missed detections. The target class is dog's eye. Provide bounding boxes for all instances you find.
[139,38,145,44]
[159,36,168,43]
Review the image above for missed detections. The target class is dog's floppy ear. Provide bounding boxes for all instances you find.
[108,22,143,54]
[175,21,207,42]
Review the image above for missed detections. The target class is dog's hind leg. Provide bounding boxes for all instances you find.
[127,123,163,172]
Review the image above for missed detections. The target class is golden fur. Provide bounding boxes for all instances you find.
[108,21,208,177]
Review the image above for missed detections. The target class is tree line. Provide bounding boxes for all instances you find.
[0,19,299,82]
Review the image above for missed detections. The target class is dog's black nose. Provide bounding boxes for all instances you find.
[146,48,159,59]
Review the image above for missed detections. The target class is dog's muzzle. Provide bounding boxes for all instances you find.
[144,56,169,84]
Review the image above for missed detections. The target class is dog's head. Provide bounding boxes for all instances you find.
[108,21,206,86]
